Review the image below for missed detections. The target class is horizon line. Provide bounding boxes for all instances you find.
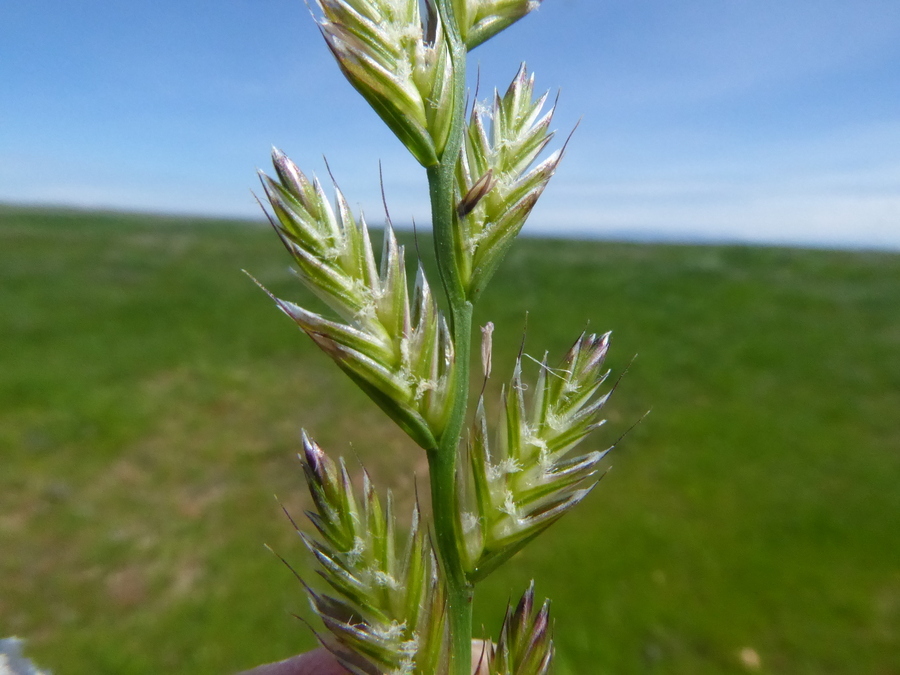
[3,200,898,254]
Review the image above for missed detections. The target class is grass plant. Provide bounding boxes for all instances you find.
[251,1,613,672]
[2,206,899,673]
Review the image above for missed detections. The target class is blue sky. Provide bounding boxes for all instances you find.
[2,0,899,248]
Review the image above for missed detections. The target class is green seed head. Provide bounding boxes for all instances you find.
[461,332,614,581]
[259,150,456,449]
[454,65,564,301]
[316,0,454,166]
[297,433,451,675]
[451,0,543,49]
[481,582,554,675]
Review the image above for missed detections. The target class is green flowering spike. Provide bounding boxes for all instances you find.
[484,582,553,675]
[461,332,613,581]
[298,432,451,674]
[260,150,379,327]
[258,150,455,449]
[454,65,563,301]
[316,0,454,166]
[451,0,542,50]
[256,0,632,667]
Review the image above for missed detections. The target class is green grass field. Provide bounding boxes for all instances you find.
[2,205,898,674]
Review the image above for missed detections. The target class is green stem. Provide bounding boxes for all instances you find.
[427,2,474,674]
[426,302,473,671]
[426,302,474,675]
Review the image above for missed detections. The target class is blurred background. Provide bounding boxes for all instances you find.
[2,1,899,673]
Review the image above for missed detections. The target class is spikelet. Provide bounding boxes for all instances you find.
[461,332,613,581]
[297,432,451,675]
[316,0,454,166]
[454,65,562,301]
[258,150,455,450]
[476,582,554,675]
[450,0,543,49]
